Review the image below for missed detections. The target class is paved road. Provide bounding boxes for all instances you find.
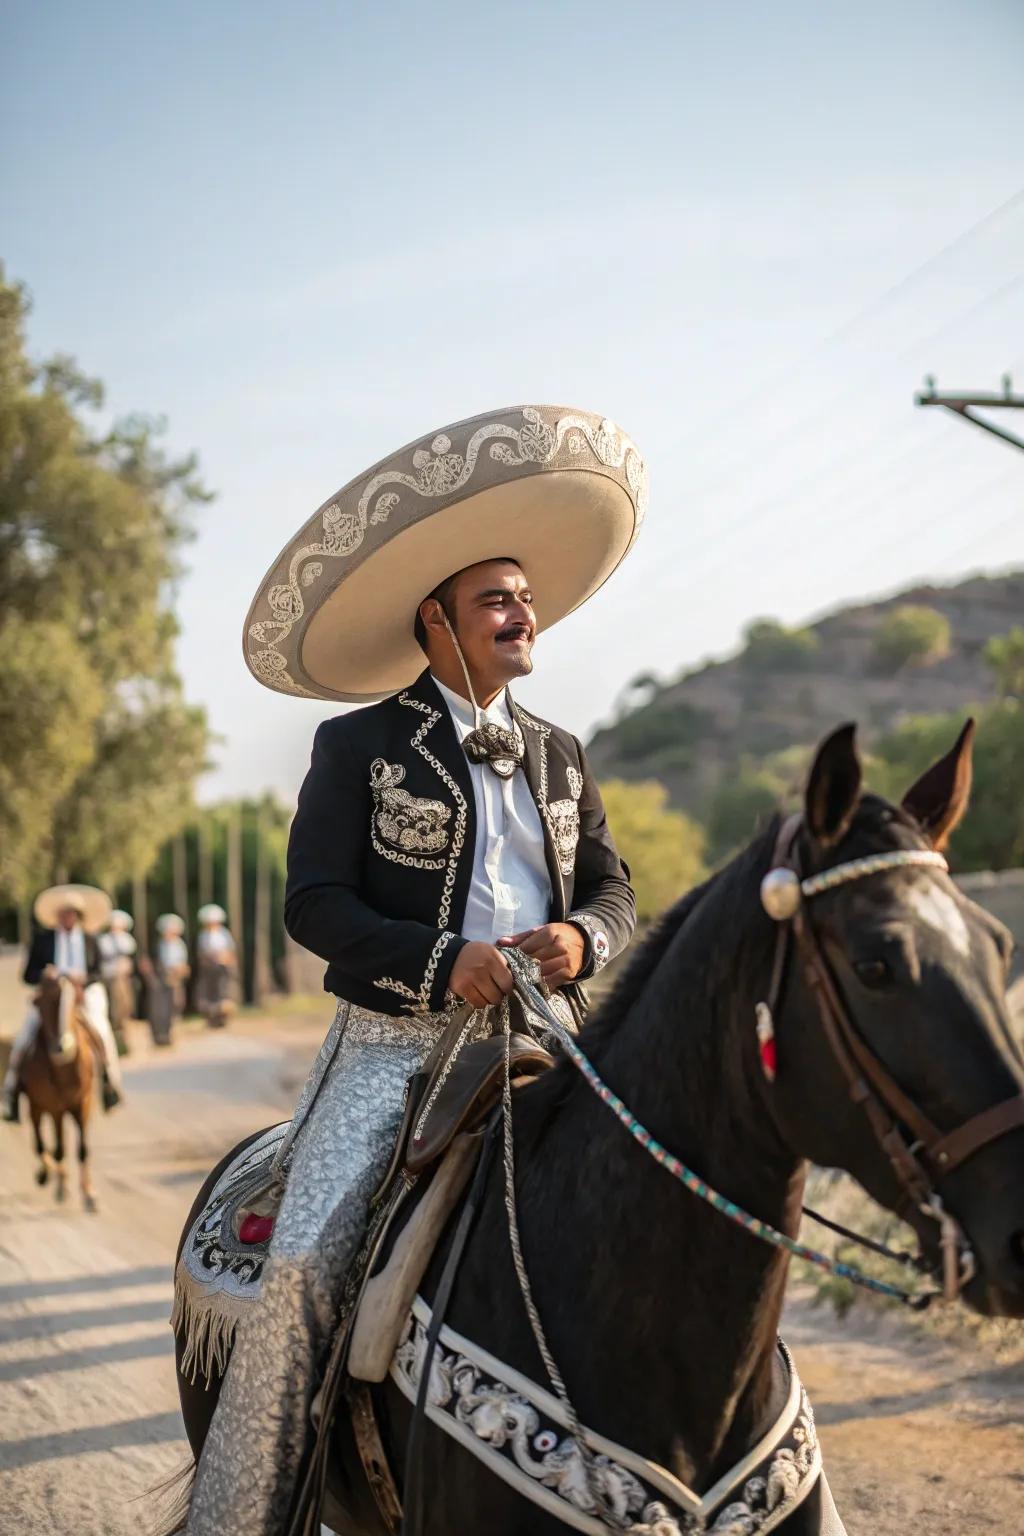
[1,1008,1022,1535]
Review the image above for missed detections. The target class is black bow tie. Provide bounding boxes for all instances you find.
[463,721,525,780]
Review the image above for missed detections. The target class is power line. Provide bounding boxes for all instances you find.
[683,264,1024,505]
[842,466,1019,582]
[674,185,1024,459]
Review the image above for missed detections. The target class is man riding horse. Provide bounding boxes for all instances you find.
[183,406,644,1534]
[3,884,125,1122]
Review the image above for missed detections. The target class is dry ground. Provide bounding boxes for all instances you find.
[1,1008,1021,1535]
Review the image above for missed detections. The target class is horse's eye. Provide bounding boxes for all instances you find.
[854,958,891,990]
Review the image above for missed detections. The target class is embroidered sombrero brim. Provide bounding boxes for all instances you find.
[34,884,112,935]
[243,404,647,702]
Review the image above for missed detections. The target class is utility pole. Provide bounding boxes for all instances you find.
[916,373,1024,453]
[227,805,244,997]
[197,814,214,907]
[252,804,273,1007]
[132,871,149,956]
[173,832,189,934]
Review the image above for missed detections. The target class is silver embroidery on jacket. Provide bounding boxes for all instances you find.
[369,757,451,867]
[376,929,460,1016]
[520,712,583,878]
[398,695,468,929]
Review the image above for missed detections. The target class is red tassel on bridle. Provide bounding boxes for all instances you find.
[755,1002,777,1083]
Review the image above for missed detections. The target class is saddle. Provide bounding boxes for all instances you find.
[347,1024,552,1381]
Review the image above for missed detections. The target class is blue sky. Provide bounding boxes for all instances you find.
[5,0,1023,799]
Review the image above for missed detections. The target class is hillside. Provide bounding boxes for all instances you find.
[587,570,1024,817]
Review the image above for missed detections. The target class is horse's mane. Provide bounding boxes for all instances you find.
[578,814,785,1057]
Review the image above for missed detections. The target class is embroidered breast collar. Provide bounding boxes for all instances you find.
[391,1294,822,1534]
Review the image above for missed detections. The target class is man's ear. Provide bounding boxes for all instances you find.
[901,718,975,851]
[419,597,447,637]
[805,723,862,847]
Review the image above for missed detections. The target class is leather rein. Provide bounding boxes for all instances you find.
[760,813,1024,1301]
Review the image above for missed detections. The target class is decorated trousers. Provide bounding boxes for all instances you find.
[185,1000,451,1536]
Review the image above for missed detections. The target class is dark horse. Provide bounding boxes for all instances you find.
[169,724,1024,1534]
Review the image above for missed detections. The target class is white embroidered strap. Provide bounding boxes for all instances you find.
[391,1296,821,1535]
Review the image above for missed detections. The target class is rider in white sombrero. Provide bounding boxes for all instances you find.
[3,885,125,1121]
[185,406,645,1534]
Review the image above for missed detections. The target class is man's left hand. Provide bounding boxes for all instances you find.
[498,923,586,988]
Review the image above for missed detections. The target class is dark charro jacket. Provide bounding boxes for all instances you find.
[285,670,636,1016]
[23,929,103,987]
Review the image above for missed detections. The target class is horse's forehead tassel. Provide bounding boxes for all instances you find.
[760,867,802,921]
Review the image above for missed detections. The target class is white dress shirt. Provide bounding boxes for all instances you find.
[432,676,552,945]
[54,924,87,977]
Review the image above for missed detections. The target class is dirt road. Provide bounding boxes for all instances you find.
[1,1009,1021,1535]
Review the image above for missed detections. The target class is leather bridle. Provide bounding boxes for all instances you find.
[760,814,1024,1299]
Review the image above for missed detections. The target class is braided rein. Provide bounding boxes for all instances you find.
[502,947,939,1309]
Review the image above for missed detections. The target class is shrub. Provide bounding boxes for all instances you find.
[741,618,820,674]
[872,605,951,672]
[612,700,709,762]
[984,627,1024,699]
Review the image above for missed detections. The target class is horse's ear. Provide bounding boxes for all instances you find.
[901,718,975,851]
[805,723,862,847]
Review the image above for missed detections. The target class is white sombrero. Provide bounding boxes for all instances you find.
[243,404,647,703]
[34,884,112,935]
[197,904,227,924]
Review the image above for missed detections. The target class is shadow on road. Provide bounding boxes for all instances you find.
[0,1409,185,1469]
[0,1331,173,1381]
[1,1298,168,1342]
[0,1264,169,1304]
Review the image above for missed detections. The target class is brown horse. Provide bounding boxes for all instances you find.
[20,974,98,1211]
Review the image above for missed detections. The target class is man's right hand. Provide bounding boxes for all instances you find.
[448,942,514,1010]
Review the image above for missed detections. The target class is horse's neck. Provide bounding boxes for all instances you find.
[518,881,802,1484]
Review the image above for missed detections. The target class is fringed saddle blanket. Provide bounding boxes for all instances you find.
[172,1122,288,1382]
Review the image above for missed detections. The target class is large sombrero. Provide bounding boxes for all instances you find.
[243,404,647,703]
[34,884,112,935]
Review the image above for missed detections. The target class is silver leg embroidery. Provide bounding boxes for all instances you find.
[185,1003,450,1536]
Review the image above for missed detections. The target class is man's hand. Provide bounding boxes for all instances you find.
[448,942,515,1010]
[498,924,586,988]
[42,964,58,980]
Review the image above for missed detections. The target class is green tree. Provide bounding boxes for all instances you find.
[0,270,212,903]
[871,605,951,673]
[705,759,788,865]
[740,618,820,673]
[0,618,103,899]
[984,627,1024,699]
[871,703,1024,870]
[609,700,709,763]
[600,779,707,922]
